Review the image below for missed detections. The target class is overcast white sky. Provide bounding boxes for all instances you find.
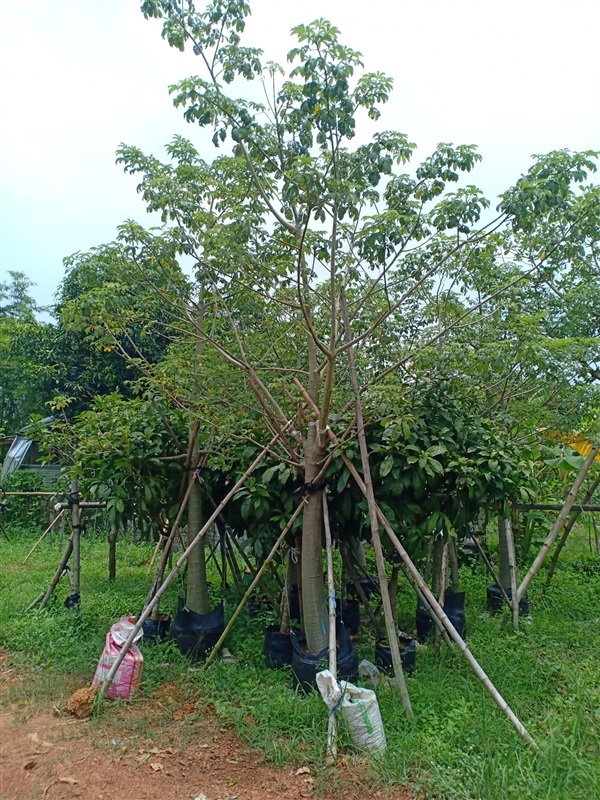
[1,0,598,312]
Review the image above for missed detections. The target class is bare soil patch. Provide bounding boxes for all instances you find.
[0,654,413,800]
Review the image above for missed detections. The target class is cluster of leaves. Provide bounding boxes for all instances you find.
[37,392,187,532]
[326,380,537,559]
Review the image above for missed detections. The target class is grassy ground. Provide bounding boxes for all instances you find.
[1,524,599,800]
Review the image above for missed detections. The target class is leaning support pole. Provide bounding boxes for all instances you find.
[322,494,338,761]
[96,426,291,703]
[295,380,537,747]
[505,518,519,629]
[33,531,76,612]
[144,473,198,608]
[204,501,305,670]
[23,509,65,563]
[546,472,600,584]
[339,543,384,639]
[472,534,513,611]
[316,284,413,716]
[517,447,599,603]
[70,479,81,598]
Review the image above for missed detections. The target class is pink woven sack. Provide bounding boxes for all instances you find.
[92,616,144,700]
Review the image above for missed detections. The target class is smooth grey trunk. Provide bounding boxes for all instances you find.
[348,535,368,571]
[185,477,210,614]
[108,526,118,583]
[498,507,511,588]
[301,422,328,654]
[431,535,446,597]
[505,518,519,629]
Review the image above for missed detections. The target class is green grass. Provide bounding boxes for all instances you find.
[1,524,599,799]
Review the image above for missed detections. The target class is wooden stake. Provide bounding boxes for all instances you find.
[294,380,537,748]
[144,473,198,608]
[517,447,599,603]
[505,518,519,629]
[434,542,448,658]
[70,479,81,598]
[34,532,75,611]
[471,534,513,610]
[146,534,165,576]
[322,493,338,761]
[339,543,384,639]
[96,425,292,703]
[336,287,413,717]
[23,509,65,563]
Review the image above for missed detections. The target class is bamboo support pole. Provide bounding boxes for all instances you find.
[144,474,197,609]
[34,532,75,611]
[339,543,384,639]
[396,559,454,648]
[517,447,599,603]
[53,501,107,509]
[323,494,338,761]
[2,491,57,496]
[471,535,514,610]
[146,534,165,576]
[96,426,292,703]
[516,503,600,512]
[505,519,519,629]
[294,379,537,747]
[225,527,279,611]
[203,502,306,669]
[23,509,65,563]
[70,479,81,597]
[329,288,413,716]
[434,543,448,658]
[546,472,600,584]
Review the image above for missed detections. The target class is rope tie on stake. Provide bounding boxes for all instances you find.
[321,593,337,634]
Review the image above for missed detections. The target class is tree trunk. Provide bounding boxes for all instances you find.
[497,507,511,588]
[301,423,327,655]
[108,526,118,582]
[448,537,460,591]
[431,535,446,596]
[185,283,210,615]
[185,474,210,614]
[388,565,400,628]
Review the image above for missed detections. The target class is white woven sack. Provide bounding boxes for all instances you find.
[316,669,387,752]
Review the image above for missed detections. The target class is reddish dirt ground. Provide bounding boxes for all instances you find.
[0,658,413,800]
